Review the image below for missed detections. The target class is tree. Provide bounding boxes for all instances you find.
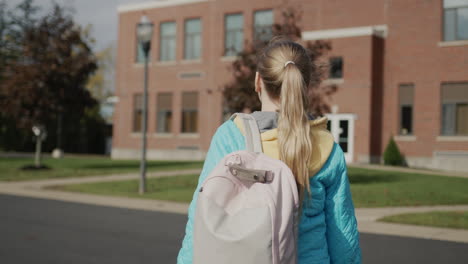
[0,2,98,165]
[223,7,337,115]
[86,44,115,103]
[383,137,406,166]
[0,0,42,152]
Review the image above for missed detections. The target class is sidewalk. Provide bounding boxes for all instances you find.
[0,169,201,215]
[1,170,467,244]
[356,205,468,243]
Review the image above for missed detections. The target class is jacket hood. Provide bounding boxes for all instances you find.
[233,116,335,177]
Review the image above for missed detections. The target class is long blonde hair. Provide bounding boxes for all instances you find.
[257,38,313,196]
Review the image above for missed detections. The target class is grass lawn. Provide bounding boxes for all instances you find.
[0,156,203,181]
[379,211,468,230]
[50,167,468,207]
[348,168,468,207]
[50,174,199,203]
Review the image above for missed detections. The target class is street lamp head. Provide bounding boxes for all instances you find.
[137,15,154,46]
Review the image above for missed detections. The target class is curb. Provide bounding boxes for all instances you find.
[356,206,468,243]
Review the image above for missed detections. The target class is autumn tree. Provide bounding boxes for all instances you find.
[0,1,100,160]
[223,7,337,115]
[0,0,43,151]
[86,44,115,103]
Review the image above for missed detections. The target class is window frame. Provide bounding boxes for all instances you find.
[398,83,415,136]
[156,92,173,134]
[329,56,343,79]
[441,102,468,135]
[253,9,274,44]
[159,21,177,62]
[442,0,468,41]
[224,13,244,56]
[184,18,202,60]
[440,82,468,136]
[181,91,199,134]
[133,94,143,132]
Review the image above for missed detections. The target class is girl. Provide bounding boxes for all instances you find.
[177,38,361,264]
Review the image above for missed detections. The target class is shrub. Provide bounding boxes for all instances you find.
[383,137,405,166]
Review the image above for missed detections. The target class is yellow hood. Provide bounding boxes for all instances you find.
[233,116,335,178]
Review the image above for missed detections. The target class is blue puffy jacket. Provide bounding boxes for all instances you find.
[177,119,361,264]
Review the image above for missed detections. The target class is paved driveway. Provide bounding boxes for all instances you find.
[1,194,467,264]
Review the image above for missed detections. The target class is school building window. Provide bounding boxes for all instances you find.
[133,94,143,132]
[184,18,202,60]
[224,13,243,56]
[443,0,468,41]
[253,10,273,43]
[156,93,173,133]
[181,92,199,133]
[329,57,343,79]
[159,21,176,61]
[399,84,414,135]
[441,82,468,135]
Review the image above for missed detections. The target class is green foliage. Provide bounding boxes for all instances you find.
[383,137,405,166]
[86,45,115,102]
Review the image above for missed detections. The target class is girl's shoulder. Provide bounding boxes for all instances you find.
[312,143,347,187]
[210,119,245,148]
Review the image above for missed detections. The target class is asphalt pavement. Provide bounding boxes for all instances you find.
[1,194,467,264]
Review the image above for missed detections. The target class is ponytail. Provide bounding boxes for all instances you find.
[277,65,313,195]
[256,38,314,198]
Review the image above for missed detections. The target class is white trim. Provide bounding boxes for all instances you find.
[322,78,344,85]
[325,113,357,163]
[325,113,358,120]
[130,132,142,138]
[434,150,468,157]
[133,62,153,67]
[178,133,200,139]
[444,0,468,8]
[394,135,417,142]
[438,40,468,47]
[118,0,210,13]
[180,59,202,64]
[302,25,388,40]
[436,136,468,142]
[155,61,177,66]
[220,56,237,62]
[152,133,174,138]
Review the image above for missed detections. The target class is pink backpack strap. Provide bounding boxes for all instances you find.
[230,113,263,153]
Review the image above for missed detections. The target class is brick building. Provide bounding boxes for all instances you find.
[112,0,468,172]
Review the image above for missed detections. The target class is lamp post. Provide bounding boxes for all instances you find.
[137,15,154,194]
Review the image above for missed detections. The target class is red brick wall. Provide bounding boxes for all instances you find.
[381,0,468,157]
[113,0,468,164]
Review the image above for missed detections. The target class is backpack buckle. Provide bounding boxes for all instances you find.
[227,164,273,183]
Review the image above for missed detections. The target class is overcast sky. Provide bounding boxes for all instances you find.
[6,0,155,51]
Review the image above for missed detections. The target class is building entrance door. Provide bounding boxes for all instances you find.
[325,114,356,163]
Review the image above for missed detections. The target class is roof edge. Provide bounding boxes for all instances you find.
[118,0,211,13]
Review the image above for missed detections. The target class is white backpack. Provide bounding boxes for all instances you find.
[193,113,299,264]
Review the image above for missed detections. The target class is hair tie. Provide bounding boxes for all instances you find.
[284,61,295,68]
